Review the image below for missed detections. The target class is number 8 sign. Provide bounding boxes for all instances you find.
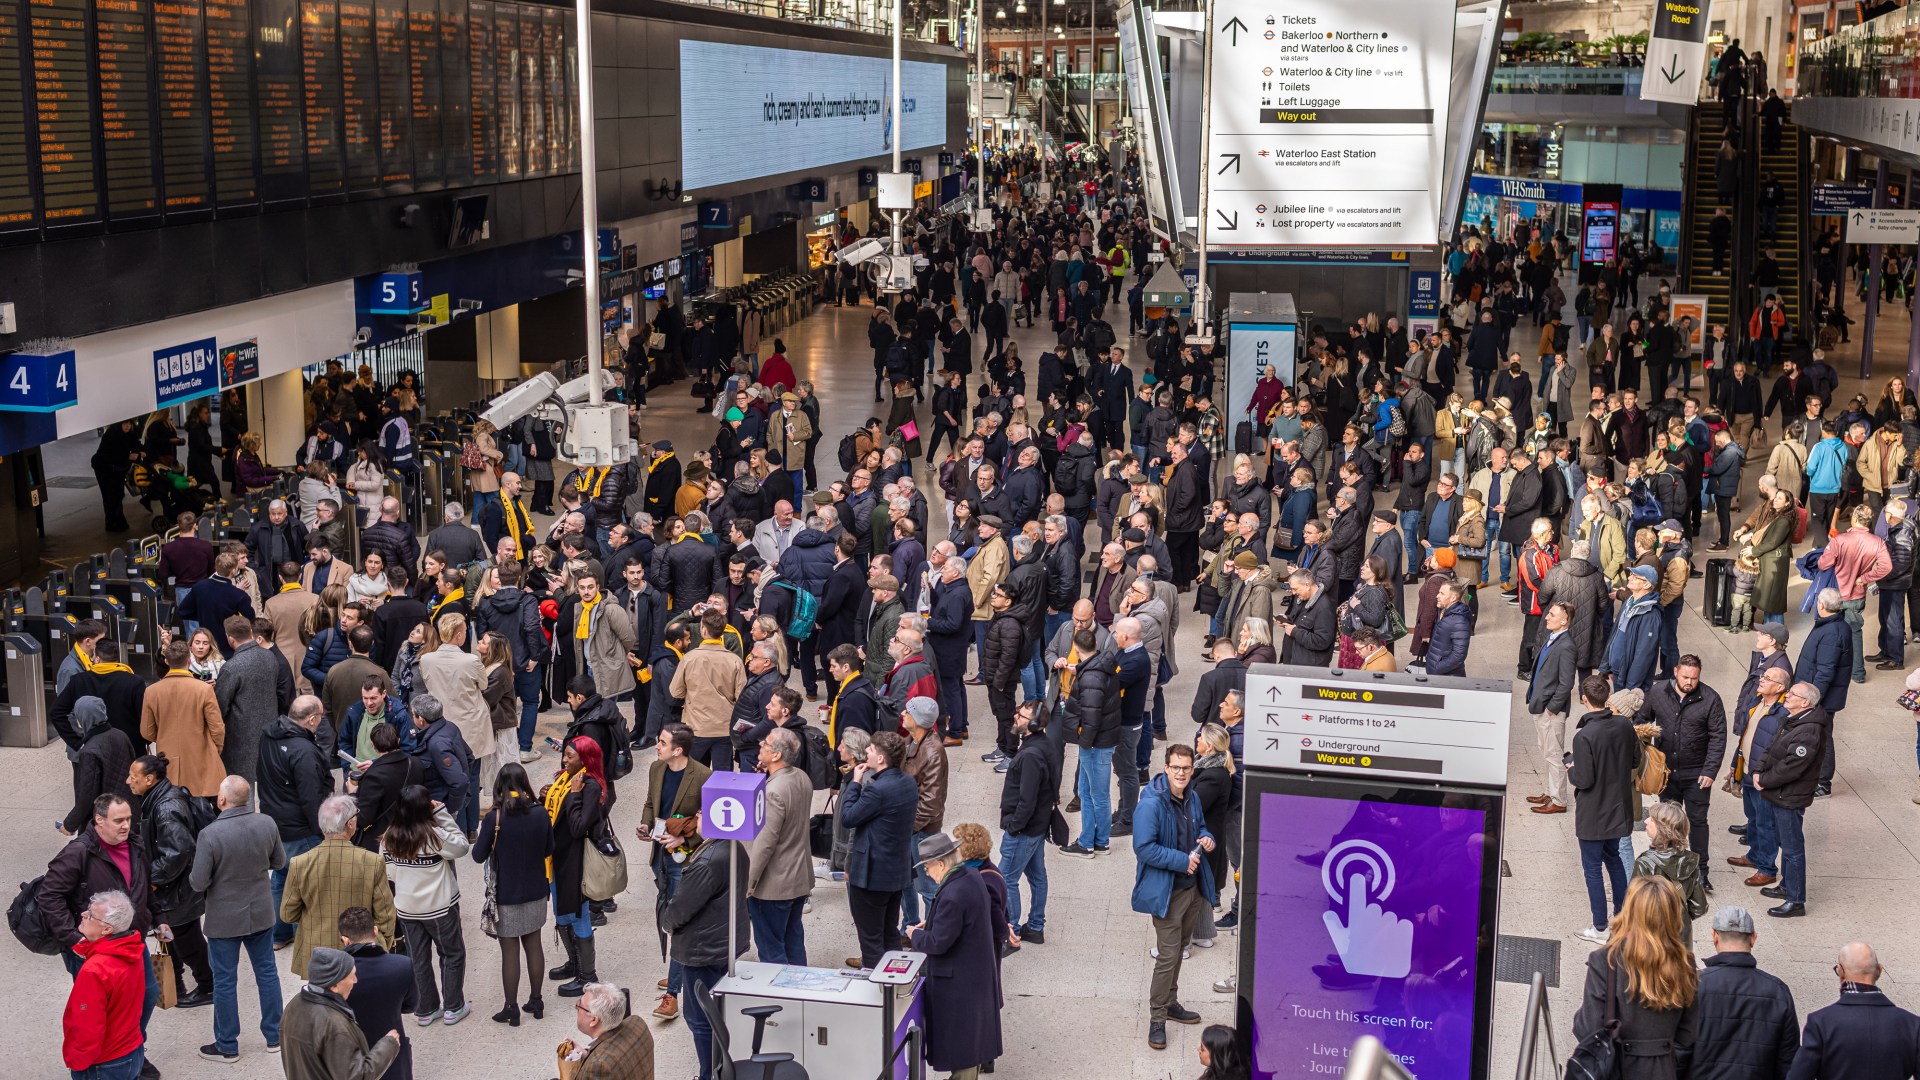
[0,349,78,413]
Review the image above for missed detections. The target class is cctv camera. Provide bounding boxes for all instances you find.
[836,237,887,266]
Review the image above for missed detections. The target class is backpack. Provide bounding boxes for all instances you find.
[1791,502,1810,545]
[1637,739,1671,797]
[797,722,835,789]
[884,341,913,382]
[772,581,821,641]
[1628,482,1664,532]
[837,433,860,474]
[9,877,64,956]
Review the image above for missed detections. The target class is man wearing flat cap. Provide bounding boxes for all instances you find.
[906,832,1004,1080]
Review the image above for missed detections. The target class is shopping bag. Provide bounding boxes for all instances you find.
[151,940,178,1009]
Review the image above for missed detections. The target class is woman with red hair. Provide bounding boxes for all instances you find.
[542,737,608,997]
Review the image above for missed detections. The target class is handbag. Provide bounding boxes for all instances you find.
[809,791,839,859]
[151,939,177,1009]
[897,419,921,443]
[1564,959,1623,1080]
[1275,525,1296,550]
[1899,688,1920,713]
[480,860,501,940]
[580,820,630,902]
[1721,750,1744,795]
[1385,606,1409,642]
[647,330,666,351]
[1637,739,1671,797]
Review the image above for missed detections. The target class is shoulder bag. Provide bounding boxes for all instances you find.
[580,817,630,902]
[1565,959,1623,1080]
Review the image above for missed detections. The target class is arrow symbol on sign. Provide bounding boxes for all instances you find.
[1660,53,1685,84]
[1222,15,1247,44]
[1218,153,1241,175]
[1854,211,1866,225]
[1266,685,1282,702]
[1216,209,1239,230]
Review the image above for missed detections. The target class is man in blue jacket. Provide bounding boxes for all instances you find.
[1132,743,1216,1052]
[841,732,920,970]
[1793,588,1853,799]
[926,558,975,743]
[404,694,471,824]
[1786,941,1920,1080]
[1604,566,1664,692]
[1112,618,1153,836]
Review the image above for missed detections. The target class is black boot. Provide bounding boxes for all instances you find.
[559,936,597,997]
[548,934,577,982]
[524,992,545,1020]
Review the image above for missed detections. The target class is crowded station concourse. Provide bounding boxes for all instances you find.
[11,12,1920,1080]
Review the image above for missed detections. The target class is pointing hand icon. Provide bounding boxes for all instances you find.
[1323,869,1415,979]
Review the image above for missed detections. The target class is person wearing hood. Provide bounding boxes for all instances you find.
[62,890,149,1080]
[278,946,402,1080]
[561,676,623,792]
[56,638,146,754]
[258,696,331,949]
[1606,566,1666,693]
[64,696,135,837]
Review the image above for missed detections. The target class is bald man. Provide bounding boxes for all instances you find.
[1786,942,1920,1080]
[190,775,289,1061]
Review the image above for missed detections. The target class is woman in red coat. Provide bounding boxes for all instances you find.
[757,341,797,396]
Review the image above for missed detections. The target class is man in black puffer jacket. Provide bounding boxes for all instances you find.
[1676,906,1800,1080]
[131,753,215,1004]
[257,695,330,946]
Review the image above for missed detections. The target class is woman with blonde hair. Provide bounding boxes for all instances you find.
[1238,617,1275,665]
[297,460,342,528]
[750,614,790,676]
[302,583,348,646]
[1450,490,1491,587]
[1572,876,1698,1080]
[948,823,1013,953]
[186,626,225,681]
[1188,725,1238,949]
[1632,802,1707,944]
[233,431,279,492]
[464,418,504,521]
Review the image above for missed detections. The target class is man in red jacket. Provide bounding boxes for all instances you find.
[63,890,148,1080]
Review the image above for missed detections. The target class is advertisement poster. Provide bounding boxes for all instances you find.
[1668,294,1708,352]
[218,340,260,389]
[1246,783,1498,1080]
[1581,201,1619,266]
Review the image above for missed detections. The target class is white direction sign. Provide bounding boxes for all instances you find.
[1846,208,1920,245]
[1243,665,1513,788]
[1204,0,1455,249]
[1640,1,1711,107]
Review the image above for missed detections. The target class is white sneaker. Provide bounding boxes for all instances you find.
[1149,947,1192,960]
[518,750,543,764]
[1576,926,1609,944]
[1191,937,1216,949]
[1212,976,1239,994]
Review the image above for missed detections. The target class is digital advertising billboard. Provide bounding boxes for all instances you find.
[1238,775,1502,1080]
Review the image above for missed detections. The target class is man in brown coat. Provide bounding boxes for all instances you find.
[666,610,746,770]
[263,561,322,694]
[140,639,226,797]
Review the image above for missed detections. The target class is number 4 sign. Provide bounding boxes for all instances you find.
[0,349,78,413]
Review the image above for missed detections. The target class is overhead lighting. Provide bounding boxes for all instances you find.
[995,6,1004,16]
[1015,0,1025,10]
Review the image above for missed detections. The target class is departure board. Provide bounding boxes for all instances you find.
[437,0,468,182]
[205,0,255,206]
[518,6,541,178]
[302,0,343,195]
[153,0,210,215]
[96,0,158,218]
[340,0,375,191]
[257,0,303,201]
[0,0,38,228]
[374,0,409,188]
[29,0,101,223]
[408,0,440,186]
[1,0,585,237]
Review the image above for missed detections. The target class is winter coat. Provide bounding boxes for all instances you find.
[471,587,547,671]
[841,766,919,892]
[1569,708,1641,840]
[139,777,211,924]
[981,610,1027,692]
[1785,986,1920,1080]
[1676,953,1800,1080]
[280,837,397,978]
[1752,706,1830,809]
[548,774,606,915]
[279,984,402,1080]
[906,862,1006,1072]
[1130,773,1217,918]
[1424,602,1473,676]
[925,577,974,675]
[257,715,330,842]
[1793,612,1854,714]
[1538,557,1611,670]
[63,930,147,1071]
[216,641,294,783]
[66,705,134,836]
[1572,949,1697,1080]
[1054,443,1098,513]
[1606,595,1664,692]
[660,838,752,970]
[777,529,837,598]
[1639,679,1728,783]
[189,805,287,938]
[653,534,720,612]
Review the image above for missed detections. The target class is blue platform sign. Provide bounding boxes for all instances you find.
[0,348,77,412]
[698,201,732,228]
[938,151,954,170]
[1409,271,1441,318]
[597,228,620,261]
[1811,183,1874,217]
[370,272,425,314]
[905,157,923,176]
[153,338,218,407]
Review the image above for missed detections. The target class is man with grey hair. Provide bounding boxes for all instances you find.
[1679,907,1799,1080]
[1788,942,1920,1080]
[1749,682,1830,918]
[279,946,402,1080]
[260,694,331,950]
[278,794,395,980]
[749,727,814,965]
[246,498,308,581]
[189,775,287,1062]
[1794,586,1852,799]
[426,499,487,566]
[63,889,147,1080]
[899,696,950,926]
[927,554,974,743]
[1111,616,1151,835]
[570,981,655,1077]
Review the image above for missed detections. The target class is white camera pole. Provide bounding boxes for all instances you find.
[574,0,603,407]
[891,0,905,256]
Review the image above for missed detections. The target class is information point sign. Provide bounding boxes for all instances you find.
[1205,0,1455,249]
[701,771,767,843]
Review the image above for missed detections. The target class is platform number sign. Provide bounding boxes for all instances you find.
[699,201,732,229]
[0,349,77,412]
[371,272,425,315]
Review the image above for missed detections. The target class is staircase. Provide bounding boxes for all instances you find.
[1680,105,1807,343]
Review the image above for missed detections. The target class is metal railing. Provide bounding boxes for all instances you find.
[1491,63,1645,96]
[1515,971,1561,1080]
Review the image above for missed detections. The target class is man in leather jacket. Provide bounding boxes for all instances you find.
[1749,683,1830,918]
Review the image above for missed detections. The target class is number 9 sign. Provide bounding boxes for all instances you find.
[0,349,77,413]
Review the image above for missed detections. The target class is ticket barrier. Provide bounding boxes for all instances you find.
[8,589,79,723]
[710,953,926,1080]
[0,632,48,747]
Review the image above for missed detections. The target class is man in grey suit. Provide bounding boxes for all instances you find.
[1526,602,1580,815]
[214,614,293,784]
[188,775,288,1063]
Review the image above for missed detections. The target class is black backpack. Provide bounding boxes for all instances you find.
[787,718,836,790]
[9,877,64,956]
[837,433,860,473]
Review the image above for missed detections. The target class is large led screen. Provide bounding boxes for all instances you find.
[679,40,949,191]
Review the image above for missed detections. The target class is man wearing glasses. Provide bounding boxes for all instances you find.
[1131,743,1218,1051]
[63,891,149,1080]
[1746,682,1831,918]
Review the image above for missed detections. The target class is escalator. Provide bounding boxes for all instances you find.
[1679,102,1807,345]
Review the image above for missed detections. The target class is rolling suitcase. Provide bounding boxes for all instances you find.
[1701,557,1733,626]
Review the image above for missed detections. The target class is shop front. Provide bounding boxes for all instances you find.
[1461,175,1683,256]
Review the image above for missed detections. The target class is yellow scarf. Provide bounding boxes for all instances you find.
[828,672,856,744]
[575,593,602,640]
[585,467,609,498]
[1060,645,1081,699]
[649,452,675,474]
[542,774,571,878]
[503,499,531,551]
[76,646,101,673]
[91,662,134,677]
[278,582,301,594]
[432,588,465,620]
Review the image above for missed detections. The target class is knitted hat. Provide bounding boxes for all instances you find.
[307,948,355,989]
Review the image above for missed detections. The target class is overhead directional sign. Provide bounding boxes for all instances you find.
[1118,0,1184,243]
[1810,183,1874,217]
[1243,665,1513,788]
[1846,207,1920,245]
[1640,0,1712,106]
[1204,0,1455,249]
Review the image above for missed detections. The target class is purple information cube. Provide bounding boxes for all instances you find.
[700,771,767,843]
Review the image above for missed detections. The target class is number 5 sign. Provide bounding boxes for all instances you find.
[700,771,766,843]
[0,349,78,412]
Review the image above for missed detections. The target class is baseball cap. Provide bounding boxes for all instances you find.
[1629,565,1660,585]
[902,696,940,730]
[1756,621,1789,646]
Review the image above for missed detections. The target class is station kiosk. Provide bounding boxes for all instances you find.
[709,951,926,1080]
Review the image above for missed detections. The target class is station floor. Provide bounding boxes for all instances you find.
[10,288,1920,1080]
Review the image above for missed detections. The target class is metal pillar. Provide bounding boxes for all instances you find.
[1192,0,1216,333]
[574,0,603,407]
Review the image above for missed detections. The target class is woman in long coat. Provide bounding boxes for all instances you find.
[1745,489,1796,624]
[906,839,1005,1075]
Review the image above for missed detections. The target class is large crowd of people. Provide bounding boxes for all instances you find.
[44,139,1920,1080]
